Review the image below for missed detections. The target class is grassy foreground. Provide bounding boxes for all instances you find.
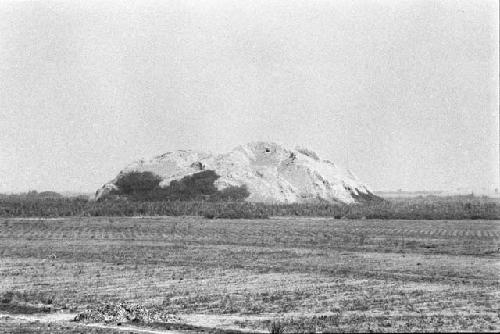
[0,217,499,333]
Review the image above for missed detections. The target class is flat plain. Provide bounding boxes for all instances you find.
[0,217,499,333]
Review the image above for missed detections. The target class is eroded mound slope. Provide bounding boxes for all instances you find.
[96,142,377,204]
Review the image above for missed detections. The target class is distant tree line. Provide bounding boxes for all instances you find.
[0,194,499,219]
[0,190,65,200]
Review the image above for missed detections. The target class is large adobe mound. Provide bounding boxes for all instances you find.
[96,142,378,204]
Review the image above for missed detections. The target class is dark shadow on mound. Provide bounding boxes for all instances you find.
[350,189,385,203]
[109,170,250,202]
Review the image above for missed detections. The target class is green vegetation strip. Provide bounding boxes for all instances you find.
[0,195,499,219]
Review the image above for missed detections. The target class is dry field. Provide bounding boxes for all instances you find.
[0,217,499,333]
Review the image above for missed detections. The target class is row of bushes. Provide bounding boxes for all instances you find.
[109,170,250,202]
[0,196,499,219]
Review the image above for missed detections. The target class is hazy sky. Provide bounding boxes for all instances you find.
[0,0,498,193]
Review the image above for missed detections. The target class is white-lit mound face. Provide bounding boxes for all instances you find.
[96,142,375,204]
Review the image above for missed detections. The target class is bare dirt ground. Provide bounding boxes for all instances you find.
[0,217,499,333]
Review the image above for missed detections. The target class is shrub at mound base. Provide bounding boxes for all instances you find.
[108,170,250,202]
[114,171,162,195]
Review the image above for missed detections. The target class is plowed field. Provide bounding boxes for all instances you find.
[1,217,499,333]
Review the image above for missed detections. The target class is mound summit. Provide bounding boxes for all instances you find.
[96,142,378,204]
